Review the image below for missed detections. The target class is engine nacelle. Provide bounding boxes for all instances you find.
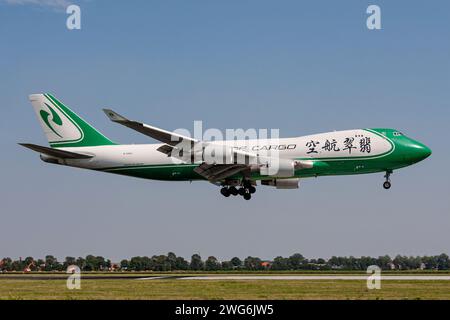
[260,158,295,177]
[261,178,299,189]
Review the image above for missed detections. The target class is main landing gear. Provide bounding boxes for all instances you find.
[383,170,392,189]
[220,180,256,200]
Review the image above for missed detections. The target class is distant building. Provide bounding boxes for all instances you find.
[109,263,119,271]
[387,262,396,270]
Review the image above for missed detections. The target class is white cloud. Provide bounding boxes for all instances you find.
[2,0,72,10]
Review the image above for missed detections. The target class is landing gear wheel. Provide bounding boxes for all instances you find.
[242,180,256,195]
[238,188,245,196]
[383,170,393,190]
[229,186,238,196]
[242,187,252,200]
[220,187,230,197]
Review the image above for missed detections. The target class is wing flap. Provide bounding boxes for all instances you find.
[194,163,248,181]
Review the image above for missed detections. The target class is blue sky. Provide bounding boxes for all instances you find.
[1,0,449,262]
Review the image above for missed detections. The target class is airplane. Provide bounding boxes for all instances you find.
[20,94,432,200]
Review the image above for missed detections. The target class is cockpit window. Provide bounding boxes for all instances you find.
[393,132,403,137]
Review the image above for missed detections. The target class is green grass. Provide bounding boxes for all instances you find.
[0,276,449,300]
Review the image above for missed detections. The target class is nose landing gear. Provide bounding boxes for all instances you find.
[383,170,392,189]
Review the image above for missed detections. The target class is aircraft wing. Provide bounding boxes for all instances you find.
[103,109,198,146]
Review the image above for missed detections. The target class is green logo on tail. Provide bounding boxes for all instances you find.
[40,103,63,138]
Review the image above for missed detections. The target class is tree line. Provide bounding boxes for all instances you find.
[1,253,449,272]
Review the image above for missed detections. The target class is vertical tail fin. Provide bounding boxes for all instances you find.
[29,94,116,148]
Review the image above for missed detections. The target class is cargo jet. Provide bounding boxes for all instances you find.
[20,94,431,200]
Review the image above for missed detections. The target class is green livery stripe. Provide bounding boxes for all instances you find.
[97,163,203,181]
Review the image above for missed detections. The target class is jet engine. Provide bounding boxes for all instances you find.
[261,178,299,189]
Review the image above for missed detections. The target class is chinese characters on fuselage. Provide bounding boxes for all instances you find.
[306,136,371,155]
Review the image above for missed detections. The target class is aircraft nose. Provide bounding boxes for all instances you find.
[409,141,432,162]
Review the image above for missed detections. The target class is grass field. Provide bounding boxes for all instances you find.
[1,273,449,299]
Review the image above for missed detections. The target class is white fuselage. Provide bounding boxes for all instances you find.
[60,129,391,171]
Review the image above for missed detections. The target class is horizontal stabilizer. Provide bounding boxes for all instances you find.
[19,143,93,159]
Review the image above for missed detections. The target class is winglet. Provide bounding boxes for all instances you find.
[103,109,129,123]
